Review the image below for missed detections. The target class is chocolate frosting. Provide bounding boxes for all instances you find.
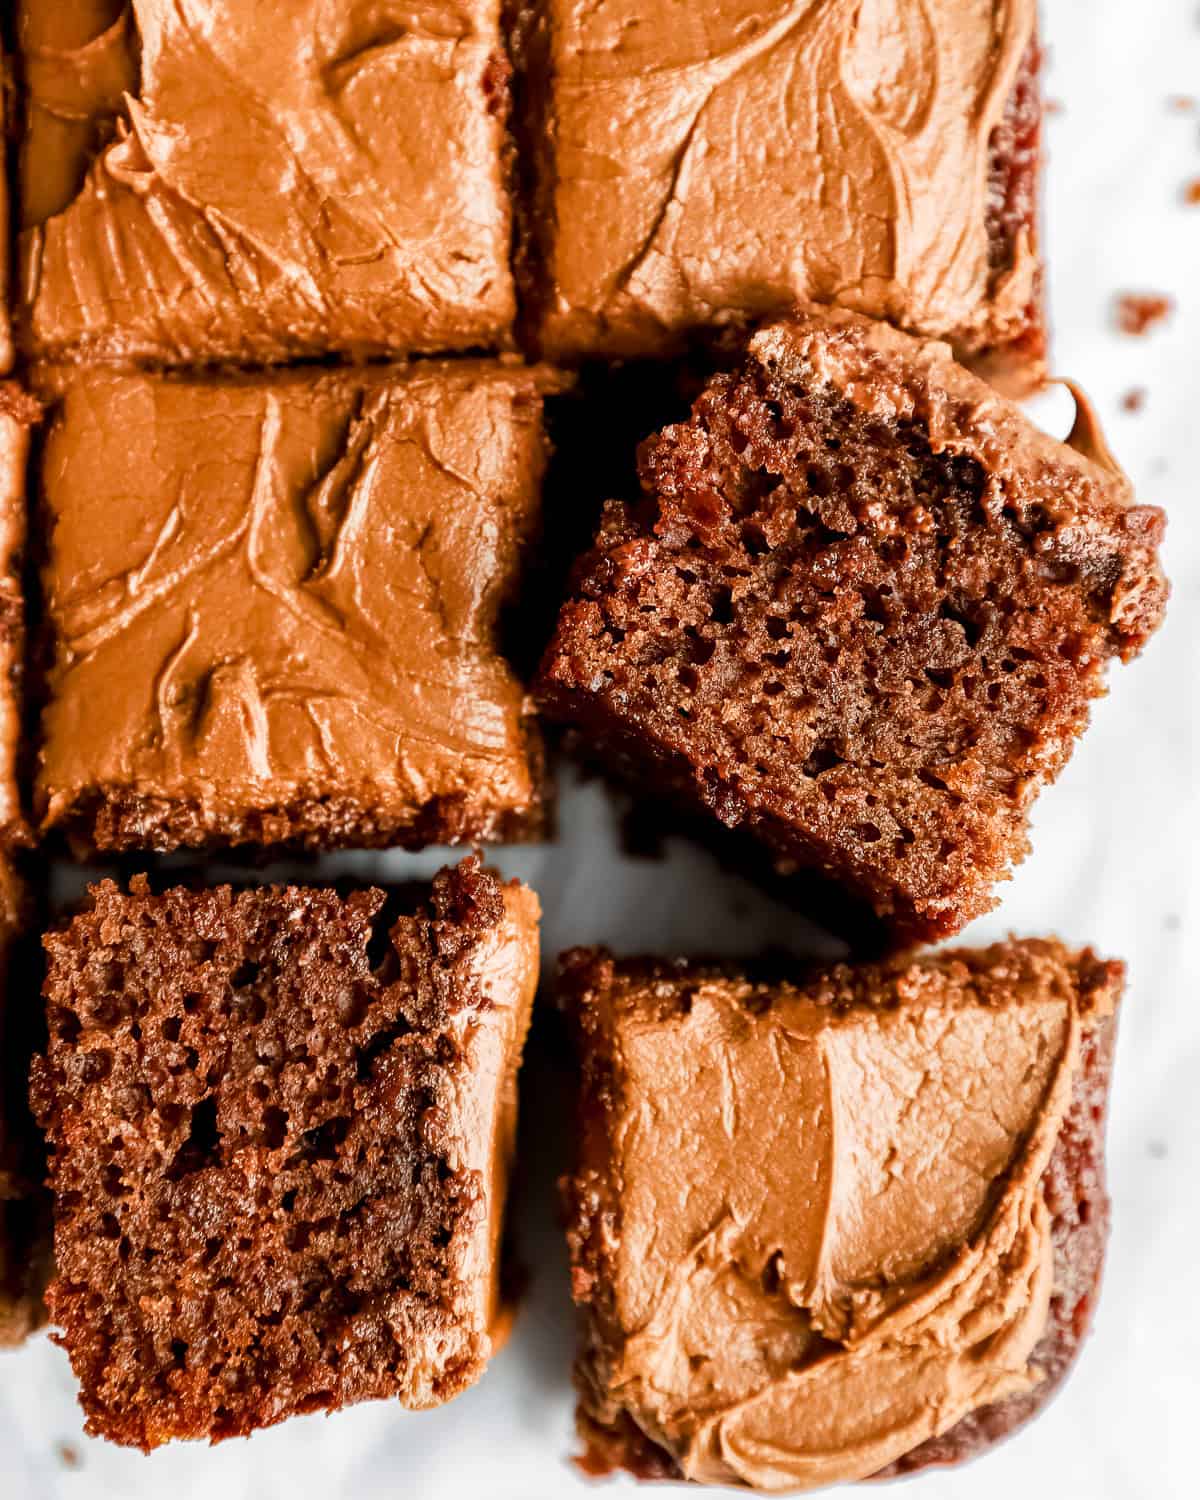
[18,0,516,362]
[457,881,541,1349]
[0,393,33,839]
[570,944,1120,1491]
[536,0,1038,365]
[36,363,551,848]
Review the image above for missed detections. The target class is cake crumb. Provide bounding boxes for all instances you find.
[1183,178,1200,205]
[1045,98,1064,116]
[1115,293,1174,336]
[1120,388,1146,414]
[1167,95,1195,112]
[56,1444,81,1470]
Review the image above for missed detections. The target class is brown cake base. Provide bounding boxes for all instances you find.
[50,715,551,857]
[564,949,1118,1486]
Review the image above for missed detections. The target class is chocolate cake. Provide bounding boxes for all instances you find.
[537,309,1168,944]
[0,391,45,1344]
[560,939,1123,1488]
[31,858,540,1447]
[35,361,557,856]
[521,0,1047,391]
[15,0,517,364]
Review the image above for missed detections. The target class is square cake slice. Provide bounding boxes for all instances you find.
[17,0,516,363]
[31,857,539,1446]
[537,309,1167,943]
[560,940,1123,1488]
[36,361,554,855]
[524,0,1046,389]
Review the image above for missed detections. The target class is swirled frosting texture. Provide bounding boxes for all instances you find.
[36,362,551,852]
[565,942,1121,1491]
[534,0,1039,370]
[17,0,516,363]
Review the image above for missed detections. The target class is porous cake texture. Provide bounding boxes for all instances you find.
[538,309,1167,942]
[32,859,539,1447]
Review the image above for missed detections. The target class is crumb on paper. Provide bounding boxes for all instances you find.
[56,1443,81,1470]
[1045,98,1064,116]
[1147,1140,1169,1160]
[1184,178,1200,205]
[1115,293,1174,336]
[1168,95,1195,112]
[1120,388,1146,414]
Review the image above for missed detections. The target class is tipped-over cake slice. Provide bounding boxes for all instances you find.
[560,939,1123,1489]
[538,309,1167,942]
[31,858,539,1446]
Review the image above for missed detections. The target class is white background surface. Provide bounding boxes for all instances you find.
[2,2,1199,1496]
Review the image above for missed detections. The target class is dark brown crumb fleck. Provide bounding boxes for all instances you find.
[56,1443,81,1470]
[1115,293,1174,336]
[481,52,512,119]
[1121,389,1147,414]
[1183,179,1200,205]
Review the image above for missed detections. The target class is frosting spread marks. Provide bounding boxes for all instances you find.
[536,0,1038,364]
[36,363,550,849]
[566,943,1121,1491]
[18,0,515,361]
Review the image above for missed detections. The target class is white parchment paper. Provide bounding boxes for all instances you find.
[3,2,1198,1496]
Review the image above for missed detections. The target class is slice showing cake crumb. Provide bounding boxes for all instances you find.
[538,307,1168,942]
